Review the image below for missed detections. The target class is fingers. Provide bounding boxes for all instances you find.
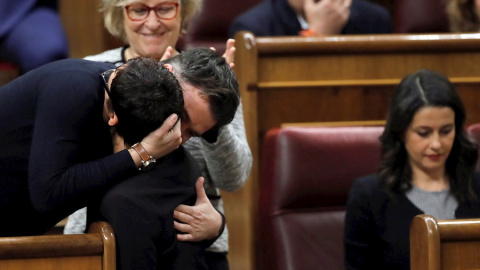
[152,114,181,143]
[304,0,350,35]
[174,219,188,232]
[222,39,236,67]
[177,233,194,241]
[140,113,181,158]
[194,177,208,203]
[304,0,314,9]
[174,221,195,241]
[160,114,180,134]
[225,38,235,51]
[160,46,174,61]
[169,116,181,133]
[174,207,193,223]
[143,113,179,142]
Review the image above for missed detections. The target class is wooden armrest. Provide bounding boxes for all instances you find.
[0,221,116,270]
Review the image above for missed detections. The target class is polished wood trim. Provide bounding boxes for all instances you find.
[256,77,480,89]
[89,221,116,270]
[281,120,386,127]
[438,219,480,240]
[0,221,115,270]
[256,33,480,54]
[0,234,103,259]
[410,215,441,270]
[410,214,480,270]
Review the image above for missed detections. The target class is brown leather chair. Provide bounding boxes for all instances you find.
[393,0,449,33]
[257,126,383,270]
[410,214,480,270]
[179,0,260,52]
[0,221,115,270]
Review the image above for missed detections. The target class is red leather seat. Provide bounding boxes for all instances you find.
[0,61,19,87]
[257,126,383,270]
[178,0,260,52]
[393,0,449,33]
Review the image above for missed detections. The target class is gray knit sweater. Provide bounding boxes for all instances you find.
[64,47,253,253]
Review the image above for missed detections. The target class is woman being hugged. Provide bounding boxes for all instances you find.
[344,69,480,270]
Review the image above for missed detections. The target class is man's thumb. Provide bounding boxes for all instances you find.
[195,177,208,203]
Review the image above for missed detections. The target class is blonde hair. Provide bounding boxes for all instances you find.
[447,0,480,32]
[101,0,203,43]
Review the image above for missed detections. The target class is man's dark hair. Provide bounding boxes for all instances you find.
[110,57,183,145]
[161,48,240,130]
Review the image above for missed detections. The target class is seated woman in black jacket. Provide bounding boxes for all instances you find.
[344,69,480,270]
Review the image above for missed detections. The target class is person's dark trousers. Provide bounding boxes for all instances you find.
[206,252,230,270]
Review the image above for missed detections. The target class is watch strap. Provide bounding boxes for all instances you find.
[131,143,156,170]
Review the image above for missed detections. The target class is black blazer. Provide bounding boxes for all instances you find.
[344,174,480,270]
[229,0,392,38]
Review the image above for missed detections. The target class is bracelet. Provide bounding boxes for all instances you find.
[131,143,156,171]
[299,29,317,37]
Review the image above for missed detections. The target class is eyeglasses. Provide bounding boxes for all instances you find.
[101,68,116,96]
[125,2,179,21]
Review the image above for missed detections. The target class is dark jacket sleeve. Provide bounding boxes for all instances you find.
[229,0,277,37]
[27,62,137,214]
[344,175,383,270]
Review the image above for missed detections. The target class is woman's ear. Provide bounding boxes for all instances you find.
[108,112,119,127]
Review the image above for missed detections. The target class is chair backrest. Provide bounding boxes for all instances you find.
[467,123,480,171]
[410,214,480,270]
[178,0,260,52]
[257,126,383,270]
[0,221,115,270]
[394,0,449,33]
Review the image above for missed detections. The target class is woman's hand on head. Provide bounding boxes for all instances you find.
[222,39,235,68]
[140,113,182,159]
[208,39,236,68]
[160,46,175,61]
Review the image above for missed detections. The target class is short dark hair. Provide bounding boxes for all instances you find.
[379,69,478,203]
[162,48,240,129]
[110,57,183,145]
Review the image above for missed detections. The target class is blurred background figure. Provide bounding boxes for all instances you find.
[229,0,392,38]
[0,0,69,73]
[447,0,480,32]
